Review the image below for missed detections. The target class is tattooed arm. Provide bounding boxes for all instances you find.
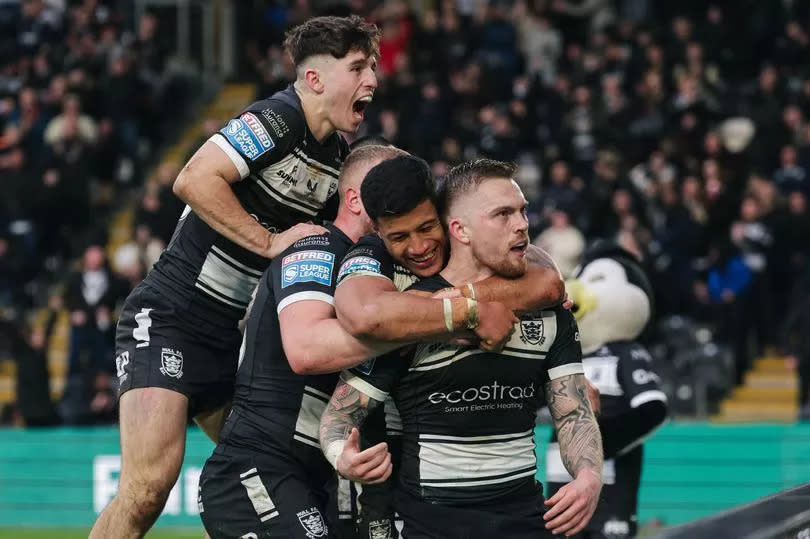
[319,379,392,484]
[543,373,603,536]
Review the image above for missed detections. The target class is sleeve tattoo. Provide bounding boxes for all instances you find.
[545,373,603,478]
[319,379,383,448]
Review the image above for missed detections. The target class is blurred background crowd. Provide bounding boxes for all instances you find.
[2,0,810,425]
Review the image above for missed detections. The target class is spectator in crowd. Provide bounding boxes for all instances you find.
[534,207,585,278]
[780,265,810,421]
[10,0,810,424]
[64,244,127,379]
[705,240,753,384]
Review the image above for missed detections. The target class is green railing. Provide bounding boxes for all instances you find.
[1,424,808,528]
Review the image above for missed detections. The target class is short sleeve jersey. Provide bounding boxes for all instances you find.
[215,224,353,477]
[145,85,350,342]
[336,234,419,292]
[341,274,584,505]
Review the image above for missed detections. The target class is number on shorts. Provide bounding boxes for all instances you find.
[133,308,153,348]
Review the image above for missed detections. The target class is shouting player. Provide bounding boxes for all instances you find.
[91,16,380,538]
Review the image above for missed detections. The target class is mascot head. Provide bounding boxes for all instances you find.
[566,240,654,354]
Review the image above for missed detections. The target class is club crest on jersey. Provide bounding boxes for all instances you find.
[369,519,393,539]
[281,250,335,288]
[297,507,328,538]
[160,348,184,379]
[520,319,545,346]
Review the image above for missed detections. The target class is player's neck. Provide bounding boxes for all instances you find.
[295,83,335,142]
[440,245,493,286]
[332,212,368,243]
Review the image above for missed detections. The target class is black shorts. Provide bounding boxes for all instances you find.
[115,283,240,417]
[357,406,402,539]
[199,448,348,539]
[395,487,553,539]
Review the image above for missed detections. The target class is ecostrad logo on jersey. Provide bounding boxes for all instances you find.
[428,381,536,413]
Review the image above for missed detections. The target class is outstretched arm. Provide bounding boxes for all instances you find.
[543,373,603,536]
[320,379,391,484]
[335,275,517,350]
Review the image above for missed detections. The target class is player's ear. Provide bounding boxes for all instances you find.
[447,217,470,245]
[303,65,325,94]
[344,186,362,215]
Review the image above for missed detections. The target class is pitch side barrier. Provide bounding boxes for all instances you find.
[653,483,810,539]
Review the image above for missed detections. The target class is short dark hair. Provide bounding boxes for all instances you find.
[349,134,393,150]
[284,16,380,67]
[361,155,435,222]
[440,159,518,216]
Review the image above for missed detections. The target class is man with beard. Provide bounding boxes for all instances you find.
[321,159,602,538]
[332,155,570,538]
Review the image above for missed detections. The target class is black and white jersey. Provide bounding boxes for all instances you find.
[336,233,418,437]
[546,341,667,490]
[336,234,419,292]
[215,224,353,479]
[343,274,583,505]
[145,85,349,339]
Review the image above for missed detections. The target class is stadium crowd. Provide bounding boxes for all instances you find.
[3,0,810,425]
[0,0,190,424]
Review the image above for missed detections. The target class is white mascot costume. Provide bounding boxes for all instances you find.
[545,242,668,539]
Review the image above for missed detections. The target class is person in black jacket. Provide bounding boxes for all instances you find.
[779,261,810,421]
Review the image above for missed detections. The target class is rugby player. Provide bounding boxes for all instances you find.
[321,159,603,538]
[91,16,381,538]
[197,146,526,539]
[546,244,668,539]
[334,155,571,539]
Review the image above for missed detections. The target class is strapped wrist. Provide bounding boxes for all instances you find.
[465,298,479,330]
[442,298,454,332]
[465,283,477,300]
[324,440,346,470]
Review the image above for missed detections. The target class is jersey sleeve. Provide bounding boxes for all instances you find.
[339,349,412,403]
[209,100,303,180]
[271,235,341,314]
[335,236,396,287]
[616,343,668,408]
[543,309,584,383]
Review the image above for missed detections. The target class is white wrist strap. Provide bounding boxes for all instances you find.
[442,298,454,332]
[324,440,346,469]
[466,283,477,300]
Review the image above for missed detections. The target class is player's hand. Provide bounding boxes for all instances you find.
[268,222,329,258]
[544,468,602,536]
[561,292,574,311]
[585,379,601,417]
[336,428,392,485]
[475,301,518,352]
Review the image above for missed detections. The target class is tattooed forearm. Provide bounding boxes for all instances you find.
[319,380,382,448]
[546,373,603,478]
